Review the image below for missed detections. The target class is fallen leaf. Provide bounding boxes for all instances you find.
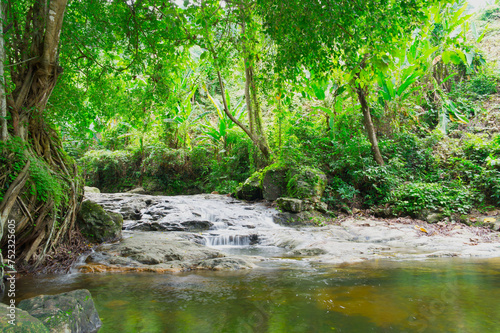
[484,217,497,223]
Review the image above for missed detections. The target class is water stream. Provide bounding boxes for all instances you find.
[4,193,500,332]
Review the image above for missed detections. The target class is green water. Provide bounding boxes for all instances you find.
[7,258,500,332]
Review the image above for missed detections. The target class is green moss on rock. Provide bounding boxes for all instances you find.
[77,200,123,243]
[0,303,49,333]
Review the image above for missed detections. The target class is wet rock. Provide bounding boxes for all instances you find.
[288,248,327,256]
[0,303,49,333]
[83,186,100,194]
[277,198,306,213]
[262,166,287,201]
[77,200,123,243]
[234,172,263,201]
[191,257,255,270]
[18,289,101,333]
[80,232,233,273]
[180,220,214,231]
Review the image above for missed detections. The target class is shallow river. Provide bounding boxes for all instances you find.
[7,257,500,332]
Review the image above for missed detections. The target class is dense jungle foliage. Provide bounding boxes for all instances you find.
[60,0,500,217]
[1,0,500,270]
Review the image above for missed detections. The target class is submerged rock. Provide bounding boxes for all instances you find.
[18,289,101,333]
[0,303,49,333]
[77,200,123,243]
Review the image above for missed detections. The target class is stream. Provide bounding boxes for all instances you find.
[4,193,500,332]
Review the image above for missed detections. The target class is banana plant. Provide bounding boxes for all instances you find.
[164,86,209,148]
[201,86,247,152]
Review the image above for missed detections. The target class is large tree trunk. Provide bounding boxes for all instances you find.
[356,86,385,166]
[1,0,82,269]
[0,4,6,142]
[239,2,271,164]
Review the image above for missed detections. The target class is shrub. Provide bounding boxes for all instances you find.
[386,182,477,215]
[79,149,141,192]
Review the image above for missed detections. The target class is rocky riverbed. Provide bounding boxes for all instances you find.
[79,191,500,272]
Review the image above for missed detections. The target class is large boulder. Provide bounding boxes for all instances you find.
[77,200,123,243]
[18,289,102,333]
[0,303,49,333]
[262,166,287,201]
[287,166,327,202]
[234,171,263,201]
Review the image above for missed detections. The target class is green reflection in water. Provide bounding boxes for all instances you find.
[6,258,500,332]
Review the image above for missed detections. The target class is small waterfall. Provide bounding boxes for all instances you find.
[204,234,258,246]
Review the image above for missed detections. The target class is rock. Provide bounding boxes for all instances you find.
[234,171,263,201]
[191,257,255,270]
[277,198,305,213]
[77,200,123,243]
[273,210,328,226]
[83,186,100,194]
[18,289,102,333]
[79,232,235,273]
[126,187,148,194]
[262,166,287,201]
[180,220,214,231]
[287,167,327,201]
[417,209,444,223]
[0,303,49,333]
[289,248,327,256]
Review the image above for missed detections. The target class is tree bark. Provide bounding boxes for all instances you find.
[1,0,82,269]
[0,3,7,141]
[239,2,271,163]
[356,85,385,166]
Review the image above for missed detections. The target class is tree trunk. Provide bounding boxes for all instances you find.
[0,3,7,142]
[239,4,271,163]
[356,86,385,166]
[1,0,82,269]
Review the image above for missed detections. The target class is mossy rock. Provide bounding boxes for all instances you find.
[262,165,288,201]
[287,166,327,201]
[18,289,102,333]
[0,303,49,333]
[77,200,123,243]
[234,171,263,201]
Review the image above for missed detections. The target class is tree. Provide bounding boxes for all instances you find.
[178,0,272,163]
[257,0,441,165]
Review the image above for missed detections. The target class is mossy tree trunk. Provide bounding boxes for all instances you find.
[0,0,82,269]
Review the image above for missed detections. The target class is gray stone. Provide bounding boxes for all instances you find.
[190,257,255,270]
[289,248,328,256]
[277,197,305,213]
[126,187,148,194]
[77,200,123,243]
[0,303,49,333]
[83,186,100,194]
[262,167,287,201]
[18,289,101,333]
[234,172,263,201]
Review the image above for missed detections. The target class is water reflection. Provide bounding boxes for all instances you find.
[5,258,500,332]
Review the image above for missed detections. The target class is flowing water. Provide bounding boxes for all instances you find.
[5,194,500,332]
[7,258,500,332]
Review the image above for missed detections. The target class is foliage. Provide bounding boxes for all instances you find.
[386,182,477,215]
[79,150,141,193]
